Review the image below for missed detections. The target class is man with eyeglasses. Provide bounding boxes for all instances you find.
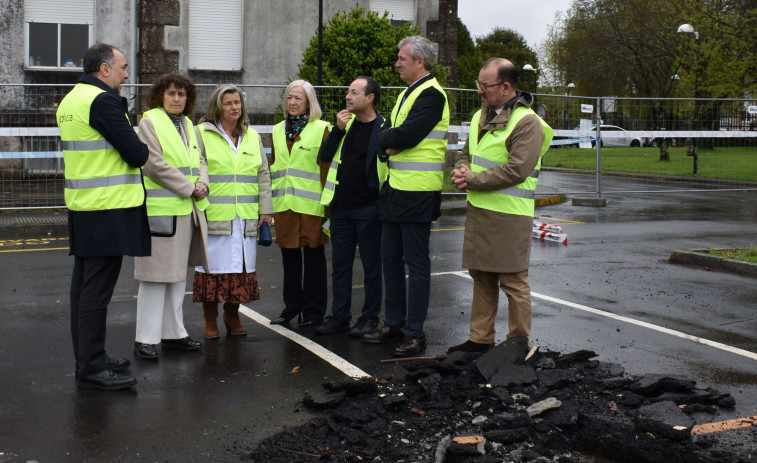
[448,58,553,353]
[363,36,450,357]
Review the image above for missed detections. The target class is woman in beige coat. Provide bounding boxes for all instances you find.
[133,74,209,360]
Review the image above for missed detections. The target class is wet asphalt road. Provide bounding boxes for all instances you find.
[1,172,756,462]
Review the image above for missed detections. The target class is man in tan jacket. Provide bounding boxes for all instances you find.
[448,58,553,353]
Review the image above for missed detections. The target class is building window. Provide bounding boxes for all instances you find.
[27,23,90,69]
[25,0,94,70]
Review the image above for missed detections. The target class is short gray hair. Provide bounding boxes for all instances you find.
[398,36,437,71]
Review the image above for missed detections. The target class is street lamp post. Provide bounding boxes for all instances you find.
[657,74,681,161]
[522,64,536,93]
[563,83,575,129]
[677,23,699,174]
[317,0,323,88]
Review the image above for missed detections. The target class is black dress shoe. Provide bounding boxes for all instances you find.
[394,334,427,357]
[446,340,495,354]
[269,310,299,325]
[106,356,131,372]
[76,370,137,390]
[315,316,351,335]
[299,318,322,328]
[134,342,159,360]
[161,337,202,351]
[363,323,404,344]
[349,317,379,338]
[76,356,131,377]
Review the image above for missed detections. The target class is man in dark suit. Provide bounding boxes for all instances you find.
[364,36,449,356]
[316,76,385,337]
[56,43,151,390]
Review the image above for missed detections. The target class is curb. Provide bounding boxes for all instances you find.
[536,194,567,207]
[668,249,757,278]
[542,167,757,189]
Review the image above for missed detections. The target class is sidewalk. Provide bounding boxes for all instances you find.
[0,210,68,239]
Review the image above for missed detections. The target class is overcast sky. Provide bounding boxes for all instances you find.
[458,0,571,49]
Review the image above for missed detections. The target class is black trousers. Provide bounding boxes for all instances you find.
[381,220,432,338]
[70,255,123,376]
[329,204,382,321]
[279,246,327,323]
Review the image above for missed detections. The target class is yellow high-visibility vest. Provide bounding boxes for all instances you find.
[270,119,329,216]
[320,114,387,206]
[387,77,449,191]
[141,108,208,216]
[467,106,553,217]
[200,126,262,221]
[57,83,144,211]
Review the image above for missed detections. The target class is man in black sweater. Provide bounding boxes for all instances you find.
[316,76,385,337]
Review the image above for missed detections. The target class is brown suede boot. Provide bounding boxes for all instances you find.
[222,303,247,336]
[202,302,220,339]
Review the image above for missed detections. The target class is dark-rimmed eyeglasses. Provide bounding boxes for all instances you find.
[475,81,505,91]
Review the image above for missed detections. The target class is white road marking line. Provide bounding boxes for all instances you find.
[434,271,757,361]
[237,305,371,378]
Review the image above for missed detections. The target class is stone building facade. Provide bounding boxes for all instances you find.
[0,0,458,118]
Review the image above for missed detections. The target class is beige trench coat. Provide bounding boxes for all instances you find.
[456,93,546,274]
[134,112,209,283]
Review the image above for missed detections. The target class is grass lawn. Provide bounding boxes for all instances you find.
[542,146,757,182]
[707,247,757,263]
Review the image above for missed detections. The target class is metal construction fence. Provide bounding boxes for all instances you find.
[1,83,755,209]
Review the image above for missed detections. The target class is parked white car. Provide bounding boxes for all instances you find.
[575,124,649,148]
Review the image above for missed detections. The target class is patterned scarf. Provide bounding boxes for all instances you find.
[285,113,309,142]
[166,111,186,145]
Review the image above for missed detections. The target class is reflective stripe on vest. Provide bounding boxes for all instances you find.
[467,106,554,217]
[270,119,328,216]
[142,108,208,216]
[320,115,388,206]
[65,174,143,189]
[200,125,262,221]
[57,83,144,211]
[388,77,449,191]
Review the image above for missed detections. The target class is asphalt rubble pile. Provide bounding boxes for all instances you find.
[248,337,753,463]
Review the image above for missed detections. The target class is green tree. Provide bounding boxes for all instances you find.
[543,0,757,159]
[544,0,756,99]
[675,0,757,99]
[475,28,539,91]
[538,12,572,93]
[299,7,418,88]
[297,6,450,122]
[456,18,479,89]
[547,0,690,98]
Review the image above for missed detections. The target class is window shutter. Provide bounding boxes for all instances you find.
[189,0,243,71]
[369,0,416,22]
[25,0,94,24]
